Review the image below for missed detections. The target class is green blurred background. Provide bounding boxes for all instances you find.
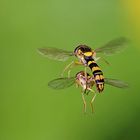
[0,0,140,140]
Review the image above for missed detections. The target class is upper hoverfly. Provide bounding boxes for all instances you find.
[38,37,128,92]
[48,71,128,113]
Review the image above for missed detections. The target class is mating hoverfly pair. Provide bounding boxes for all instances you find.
[38,37,129,113]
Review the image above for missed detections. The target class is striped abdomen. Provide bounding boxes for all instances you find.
[86,58,104,92]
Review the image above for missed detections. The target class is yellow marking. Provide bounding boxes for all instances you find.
[87,61,94,65]
[100,75,104,80]
[95,74,104,81]
[84,52,92,57]
[92,66,101,71]
[78,50,82,55]
[87,76,90,79]
[95,75,100,80]
[98,84,104,91]
[98,84,101,90]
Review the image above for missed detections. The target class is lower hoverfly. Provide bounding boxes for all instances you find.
[48,71,128,113]
[38,37,129,92]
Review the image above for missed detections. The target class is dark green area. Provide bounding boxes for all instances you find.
[0,0,140,140]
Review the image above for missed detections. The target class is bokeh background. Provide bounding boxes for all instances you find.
[0,0,140,140]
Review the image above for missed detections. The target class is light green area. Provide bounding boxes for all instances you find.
[0,0,140,140]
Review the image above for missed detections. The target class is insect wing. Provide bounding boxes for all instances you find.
[104,78,128,88]
[37,47,74,61]
[95,37,129,55]
[48,77,75,89]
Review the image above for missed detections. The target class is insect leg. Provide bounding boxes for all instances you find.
[75,79,80,88]
[61,61,83,77]
[68,61,83,77]
[91,94,96,113]
[61,61,74,77]
[84,66,87,78]
[74,61,83,65]
[88,88,96,113]
[81,92,86,113]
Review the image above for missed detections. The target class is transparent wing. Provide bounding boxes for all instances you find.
[95,37,129,55]
[104,78,128,88]
[48,77,75,89]
[37,47,74,61]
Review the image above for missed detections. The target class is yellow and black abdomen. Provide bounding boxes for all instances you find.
[87,59,104,92]
[74,45,104,92]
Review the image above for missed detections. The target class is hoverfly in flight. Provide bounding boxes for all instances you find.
[38,37,129,92]
[48,71,128,113]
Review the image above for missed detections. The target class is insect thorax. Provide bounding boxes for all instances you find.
[76,71,94,90]
[74,45,94,65]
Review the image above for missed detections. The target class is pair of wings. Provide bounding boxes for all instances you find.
[48,77,128,90]
[37,37,129,61]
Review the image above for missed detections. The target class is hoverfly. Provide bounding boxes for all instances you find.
[48,71,128,113]
[38,37,128,92]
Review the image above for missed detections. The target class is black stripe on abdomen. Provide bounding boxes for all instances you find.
[93,70,103,75]
[88,62,98,69]
[86,58,104,92]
